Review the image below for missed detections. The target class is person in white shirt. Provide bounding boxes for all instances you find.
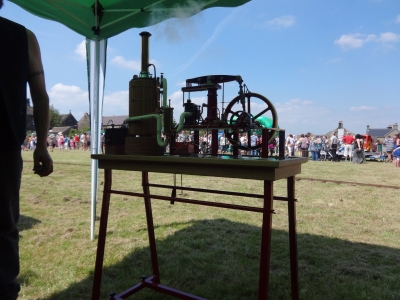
[286,134,295,156]
[250,132,259,155]
[219,133,227,154]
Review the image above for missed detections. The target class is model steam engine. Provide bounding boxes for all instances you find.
[105,31,281,157]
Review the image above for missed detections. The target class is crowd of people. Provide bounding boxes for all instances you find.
[172,130,400,167]
[173,130,265,155]
[286,132,344,162]
[22,131,92,152]
[284,131,400,166]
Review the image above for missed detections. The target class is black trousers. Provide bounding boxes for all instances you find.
[301,147,309,157]
[0,150,22,299]
[330,144,337,161]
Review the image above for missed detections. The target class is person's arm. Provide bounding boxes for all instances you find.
[27,29,53,177]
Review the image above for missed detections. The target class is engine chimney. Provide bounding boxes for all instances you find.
[139,31,151,78]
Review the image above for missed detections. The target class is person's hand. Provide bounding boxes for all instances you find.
[33,145,53,177]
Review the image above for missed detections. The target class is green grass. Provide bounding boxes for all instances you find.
[18,150,400,299]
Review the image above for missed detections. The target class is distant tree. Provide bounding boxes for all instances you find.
[80,127,90,134]
[49,105,62,128]
[68,128,78,137]
[68,127,91,137]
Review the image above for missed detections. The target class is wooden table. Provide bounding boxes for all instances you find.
[91,154,308,300]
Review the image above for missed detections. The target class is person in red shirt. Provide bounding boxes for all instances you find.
[342,132,355,162]
[74,134,80,150]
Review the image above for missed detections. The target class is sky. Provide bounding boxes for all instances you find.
[1,0,399,136]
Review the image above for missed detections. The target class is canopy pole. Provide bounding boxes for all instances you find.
[88,37,107,240]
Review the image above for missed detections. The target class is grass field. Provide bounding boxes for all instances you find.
[17,150,400,300]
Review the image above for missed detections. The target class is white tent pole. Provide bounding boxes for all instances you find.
[88,37,99,241]
[88,37,107,240]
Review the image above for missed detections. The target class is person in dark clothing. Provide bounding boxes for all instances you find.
[0,1,53,298]
[329,132,338,162]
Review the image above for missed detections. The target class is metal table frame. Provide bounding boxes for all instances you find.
[91,155,307,300]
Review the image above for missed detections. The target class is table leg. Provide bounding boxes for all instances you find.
[258,180,274,300]
[287,176,299,300]
[279,131,285,159]
[261,129,268,158]
[92,169,112,300]
[211,129,218,156]
[142,172,161,283]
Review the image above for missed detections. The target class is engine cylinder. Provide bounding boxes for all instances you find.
[128,77,160,136]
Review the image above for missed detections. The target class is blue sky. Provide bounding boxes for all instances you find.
[1,0,399,135]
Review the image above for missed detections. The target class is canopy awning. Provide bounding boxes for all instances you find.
[10,0,250,39]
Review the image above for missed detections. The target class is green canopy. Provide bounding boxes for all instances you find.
[9,0,250,40]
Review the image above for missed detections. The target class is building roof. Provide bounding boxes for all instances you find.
[50,126,72,134]
[60,112,76,120]
[59,112,78,126]
[78,112,90,122]
[368,128,391,137]
[102,115,128,126]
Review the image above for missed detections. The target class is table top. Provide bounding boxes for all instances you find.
[91,154,308,181]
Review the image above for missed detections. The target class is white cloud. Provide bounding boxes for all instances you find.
[109,56,159,71]
[275,98,313,113]
[335,32,400,50]
[334,33,376,50]
[168,90,184,111]
[350,106,377,111]
[109,56,141,71]
[103,91,129,115]
[47,85,130,122]
[263,15,296,28]
[396,14,400,23]
[378,32,400,43]
[176,81,186,87]
[327,58,342,64]
[74,40,86,60]
[273,98,334,134]
[48,83,89,117]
